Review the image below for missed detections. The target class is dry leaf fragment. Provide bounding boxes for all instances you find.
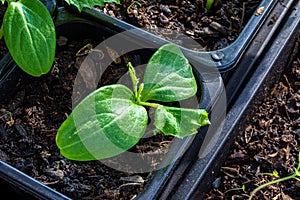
[281,192,293,200]
[120,175,145,183]
[255,6,265,16]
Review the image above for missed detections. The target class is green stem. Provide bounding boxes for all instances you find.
[0,24,3,40]
[127,62,160,108]
[249,173,297,200]
[224,187,244,194]
[294,177,300,182]
[249,153,300,200]
[127,1,141,13]
[260,171,279,178]
[206,0,214,10]
[127,62,139,100]
[138,101,159,108]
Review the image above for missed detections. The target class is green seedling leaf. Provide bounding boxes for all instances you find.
[0,24,3,39]
[272,170,279,178]
[298,152,300,170]
[3,0,55,76]
[140,44,197,102]
[154,106,210,138]
[64,0,120,12]
[206,0,214,10]
[56,84,148,161]
[241,185,246,192]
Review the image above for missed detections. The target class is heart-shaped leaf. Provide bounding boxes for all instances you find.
[3,0,55,76]
[140,44,197,102]
[56,84,148,161]
[154,106,210,138]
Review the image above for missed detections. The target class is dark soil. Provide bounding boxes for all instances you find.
[1,1,298,200]
[95,0,262,50]
[205,38,300,199]
[0,37,173,199]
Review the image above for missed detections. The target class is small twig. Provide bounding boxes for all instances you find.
[283,74,293,92]
[118,182,142,189]
[239,2,246,32]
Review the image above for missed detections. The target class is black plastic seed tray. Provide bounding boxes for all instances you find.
[0,0,297,199]
[162,0,300,199]
[0,7,223,200]
[65,0,281,72]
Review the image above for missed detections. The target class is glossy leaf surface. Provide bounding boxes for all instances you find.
[56,84,148,161]
[3,0,55,76]
[154,106,210,138]
[140,44,197,102]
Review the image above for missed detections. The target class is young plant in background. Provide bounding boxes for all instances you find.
[56,43,210,161]
[249,152,300,200]
[0,0,119,76]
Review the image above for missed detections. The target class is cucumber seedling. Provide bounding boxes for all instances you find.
[56,43,210,161]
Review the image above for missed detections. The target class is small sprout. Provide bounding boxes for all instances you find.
[260,170,279,178]
[127,1,142,15]
[249,152,300,200]
[224,184,246,194]
[272,170,279,178]
[7,111,12,116]
[242,184,246,192]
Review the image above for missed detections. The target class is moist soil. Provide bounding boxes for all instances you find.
[94,0,262,51]
[1,1,298,200]
[205,38,300,199]
[0,37,173,199]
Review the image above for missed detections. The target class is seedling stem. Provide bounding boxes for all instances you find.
[249,152,300,200]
